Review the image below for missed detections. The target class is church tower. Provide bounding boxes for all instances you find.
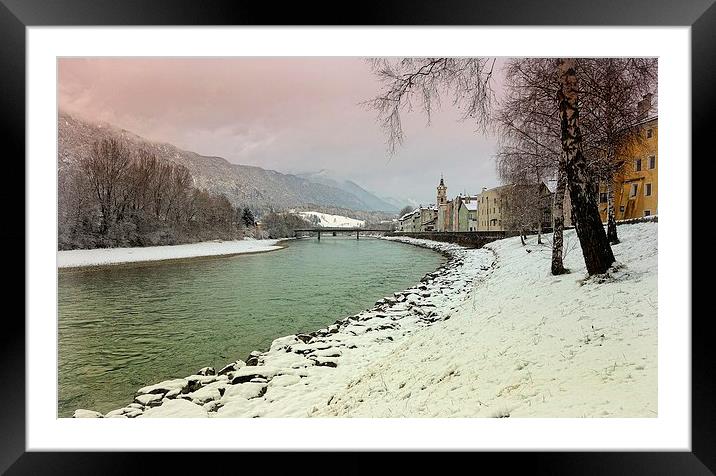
[437,175,448,232]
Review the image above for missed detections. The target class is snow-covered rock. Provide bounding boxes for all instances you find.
[73,409,103,418]
[136,378,188,396]
[185,381,226,404]
[218,360,246,376]
[134,393,164,407]
[139,399,208,418]
[222,382,267,402]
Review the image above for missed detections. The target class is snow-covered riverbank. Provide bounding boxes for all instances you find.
[58,238,284,268]
[73,221,657,418]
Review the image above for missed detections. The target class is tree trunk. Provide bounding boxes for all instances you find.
[551,168,566,275]
[557,58,615,276]
[537,220,542,244]
[606,178,619,244]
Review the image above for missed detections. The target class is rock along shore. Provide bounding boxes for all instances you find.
[73,236,496,418]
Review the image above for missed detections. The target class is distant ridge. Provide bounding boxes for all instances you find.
[295,170,398,212]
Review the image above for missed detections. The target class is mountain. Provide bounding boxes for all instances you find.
[58,112,395,212]
[295,170,398,212]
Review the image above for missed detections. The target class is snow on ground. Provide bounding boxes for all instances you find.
[74,221,657,418]
[58,239,283,268]
[297,211,365,228]
[318,222,658,417]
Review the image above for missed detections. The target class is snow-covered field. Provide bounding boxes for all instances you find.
[74,222,657,418]
[320,222,657,417]
[58,239,283,268]
[297,211,365,228]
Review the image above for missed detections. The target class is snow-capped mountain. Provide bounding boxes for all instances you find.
[295,170,398,212]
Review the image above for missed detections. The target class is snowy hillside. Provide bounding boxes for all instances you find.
[297,211,365,228]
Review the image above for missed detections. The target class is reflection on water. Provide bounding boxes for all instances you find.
[58,237,445,416]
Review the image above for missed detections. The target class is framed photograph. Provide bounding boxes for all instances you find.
[4,0,707,472]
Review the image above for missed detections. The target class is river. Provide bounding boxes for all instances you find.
[58,237,445,417]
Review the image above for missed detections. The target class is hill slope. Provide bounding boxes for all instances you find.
[58,112,392,212]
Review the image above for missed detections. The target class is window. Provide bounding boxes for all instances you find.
[599,192,608,203]
[644,210,651,217]
[645,183,652,196]
[635,159,642,172]
[647,128,653,138]
[649,155,656,169]
[630,184,638,197]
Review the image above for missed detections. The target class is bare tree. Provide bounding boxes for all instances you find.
[502,185,542,246]
[496,58,566,273]
[80,138,133,234]
[578,58,657,244]
[366,58,496,154]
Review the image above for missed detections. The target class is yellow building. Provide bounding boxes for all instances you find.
[599,115,658,221]
[477,185,509,231]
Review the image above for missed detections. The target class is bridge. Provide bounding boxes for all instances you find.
[293,227,391,240]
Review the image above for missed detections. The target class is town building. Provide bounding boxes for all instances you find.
[435,177,478,232]
[397,204,438,232]
[454,195,478,231]
[477,183,553,232]
[477,185,508,232]
[598,95,658,221]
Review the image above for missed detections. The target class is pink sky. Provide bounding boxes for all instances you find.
[58,57,502,205]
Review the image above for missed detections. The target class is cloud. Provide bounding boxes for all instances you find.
[58,57,501,204]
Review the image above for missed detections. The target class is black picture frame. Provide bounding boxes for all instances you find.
[2,0,707,473]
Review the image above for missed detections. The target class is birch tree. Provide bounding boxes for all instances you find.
[556,58,615,275]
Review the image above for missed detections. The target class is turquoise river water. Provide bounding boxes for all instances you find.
[58,237,445,417]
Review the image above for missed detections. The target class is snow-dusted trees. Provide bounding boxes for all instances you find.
[241,207,256,228]
[398,205,414,218]
[261,212,313,239]
[59,138,248,249]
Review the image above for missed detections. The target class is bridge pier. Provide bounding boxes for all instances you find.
[317,231,320,241]
[356,230,359,240]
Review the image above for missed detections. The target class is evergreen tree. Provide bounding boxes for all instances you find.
[241,207,256,228]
